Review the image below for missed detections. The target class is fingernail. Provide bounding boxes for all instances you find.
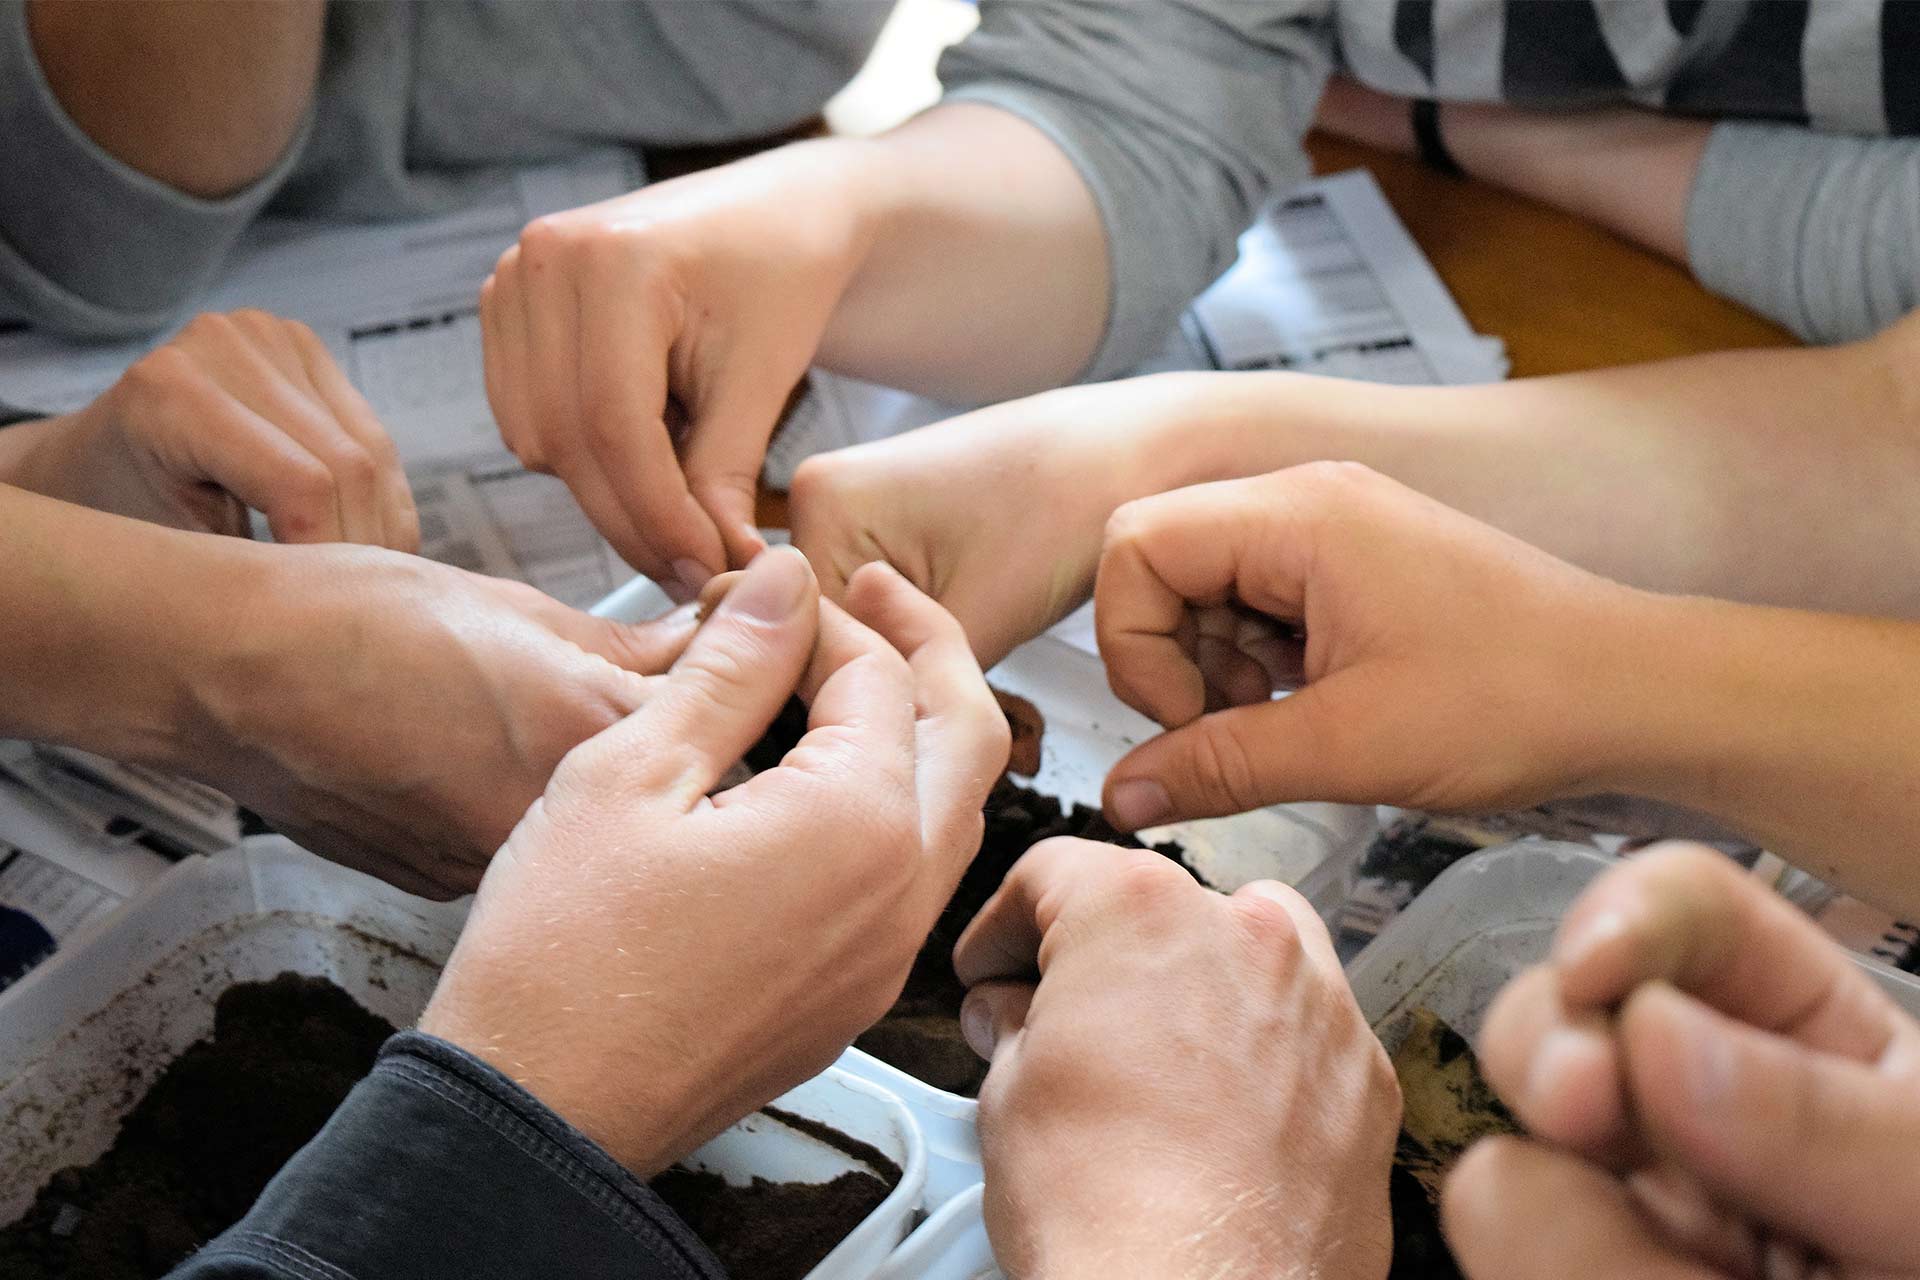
[1107,778,1171,831]
[716,545,809,623]
[672,557,715,596]
[961,992,996,1060]
[1555,908,1631,974]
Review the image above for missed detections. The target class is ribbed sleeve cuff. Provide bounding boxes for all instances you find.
[0,0,307,337]
[1686,121,1920,345]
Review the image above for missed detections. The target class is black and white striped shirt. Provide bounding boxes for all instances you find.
[946,0,1920,370]
[1349,0,1916,137]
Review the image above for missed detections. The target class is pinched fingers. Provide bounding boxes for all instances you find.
[568,545,820,808]
[1617,981,1920,1267]
[1443,1137,1719,1280]
[1553,844,1911,1064]
[842,561,1008,869]
[1479,964,1638,1162]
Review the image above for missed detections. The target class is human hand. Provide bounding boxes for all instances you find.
[954,837,1400,1279]
[0,310,417,548]
[793,374,1237,667]
[186,545,701,897]
[419,546,1008,1173]
[1445,844,1920,1279]
[481,141,884,598]
[1093,462,1643,831]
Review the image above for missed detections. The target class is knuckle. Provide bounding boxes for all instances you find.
[1102,851,1196,917]
[326,442,380,487]
[121,346,193,400]
[1229,890,1302,953]
[789,454,847,507]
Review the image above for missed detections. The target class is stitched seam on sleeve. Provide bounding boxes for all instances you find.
[187,1234,340,1280]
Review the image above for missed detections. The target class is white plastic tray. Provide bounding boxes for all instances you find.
[0,840,938,1280]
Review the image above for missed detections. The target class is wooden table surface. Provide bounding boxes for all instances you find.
[757,136,1796,526]
[1306,134,1796,377]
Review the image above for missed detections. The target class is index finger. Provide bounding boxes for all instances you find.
[842,561,1009,875]
[1554,843,1907,1063]
[1095,477,1310,731]
[578,264,729,593]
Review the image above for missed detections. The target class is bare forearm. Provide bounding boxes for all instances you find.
[1442,104,1709,262]
[0,484,260,764]
[818,103,1110,401]
[1139,329,1920,617]
[27,0,324,198]
[1591,591,1920,921]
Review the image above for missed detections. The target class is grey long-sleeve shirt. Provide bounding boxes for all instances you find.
[0,0,892,337]
[940,0,1920,378]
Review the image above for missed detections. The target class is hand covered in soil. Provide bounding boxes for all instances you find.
[0,310,418,548]
[1446,843,1920,1280]
[954,836,1401,1279]
[791,375,1218,668]
[189,546,697,897]
[1094,462,1636,830]
[480,143,877,598]
[420,546,1008,1174]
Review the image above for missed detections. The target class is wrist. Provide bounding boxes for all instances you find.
[0,413,81,498]
[1554,587,1750,806]
[166,539,334,776]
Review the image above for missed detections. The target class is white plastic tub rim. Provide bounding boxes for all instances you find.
[873,1183,999,1280]
[683,1064,929,1280]
[1348,838,1920,1055]
[0,837,466,1222]
[834,1047,982,1212]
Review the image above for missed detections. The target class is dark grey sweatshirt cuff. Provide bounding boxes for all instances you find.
[0,0,307,338]
[1686,120,1920,345]
[170,1031,726,1280]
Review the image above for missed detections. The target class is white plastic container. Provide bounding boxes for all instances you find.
[872,1184,997,1280]
[1348,839,1920,1051]
[0,840,933,1280]
[836,1048,981,1214]
[682,1066,929,1278]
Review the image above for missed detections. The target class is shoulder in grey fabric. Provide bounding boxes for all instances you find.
[0,0,890,338]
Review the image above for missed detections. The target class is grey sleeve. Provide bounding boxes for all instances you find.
[1686,121,1920,345]
[0,0,306,338]
[937,0,1334,381]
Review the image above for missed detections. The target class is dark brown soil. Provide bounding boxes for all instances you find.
[651,1105,900,1280]
[651,1168,890,1280]
[0,972,393,1280]
[2,968,903,1280]
[855,777,1190,1096]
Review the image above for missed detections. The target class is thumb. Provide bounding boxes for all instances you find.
[961,980,1035,1064]
[1102,682,1357,831]
[584,545,819,807]
[1622,981,1920,1268]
